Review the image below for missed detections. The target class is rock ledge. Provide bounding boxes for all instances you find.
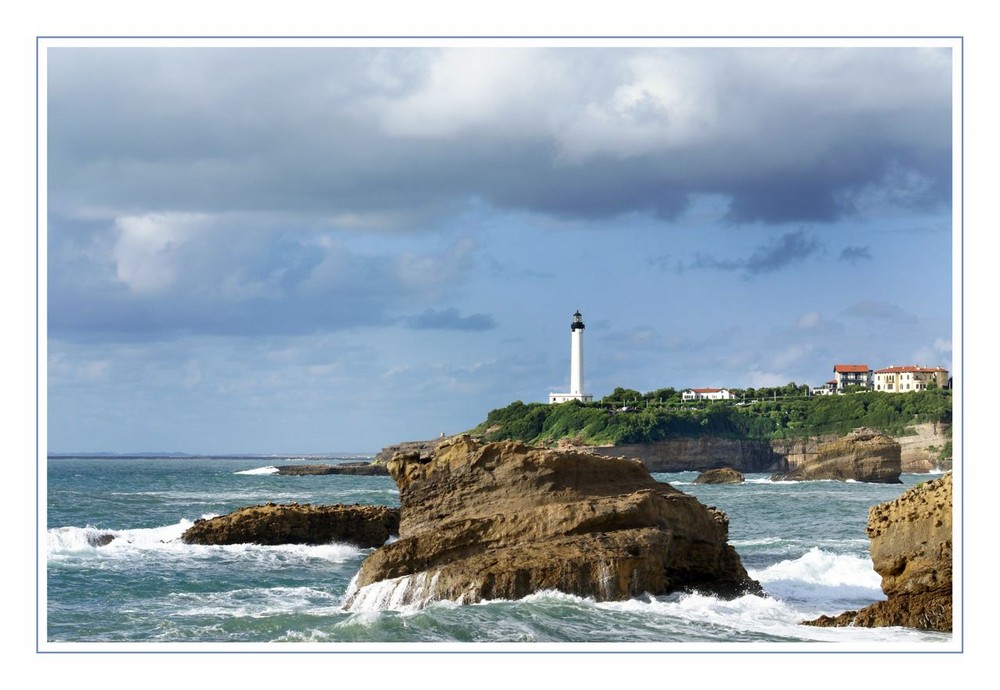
[181,502,399,548]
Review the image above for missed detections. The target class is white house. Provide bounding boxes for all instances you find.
[681,388,734,402]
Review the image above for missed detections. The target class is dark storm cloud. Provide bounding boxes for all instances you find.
[47,46,952,226]
[404,308,497,331]
[839,245,873,263]
[684,230,822,277]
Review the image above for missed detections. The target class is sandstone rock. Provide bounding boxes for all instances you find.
[343,435,761,609]
[803,472,952,631]
[374,438,446,465]
[775,423,951,474]
[277,463,389,476]
[770,427,901,483]
[181,503,399,548]
[693,468,745,484]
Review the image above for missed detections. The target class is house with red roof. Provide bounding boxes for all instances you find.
[681,387,734,402]
[874,365,949,393]
[832,364,873,391]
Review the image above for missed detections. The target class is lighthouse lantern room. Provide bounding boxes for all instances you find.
[549,310,594,404]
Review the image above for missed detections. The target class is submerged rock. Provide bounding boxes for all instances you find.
[87,532,115,547]
[181,503,399,548]
[804,472,952,631]
[344,435,761,609]
[693,468,745,484]
[771,427,902,483]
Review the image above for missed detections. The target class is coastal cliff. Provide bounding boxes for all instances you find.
[770,427,902,483]
[804,472,952,631]
[344,435,761,609]
[774,422,950,474]
[593,437,786,473]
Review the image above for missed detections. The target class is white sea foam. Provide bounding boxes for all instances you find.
[168,585,343,619]
[47,521,367,565]
[342,569,448,612]
[749,546,883,604]
[47,520,193,555]
[234,466,280,475]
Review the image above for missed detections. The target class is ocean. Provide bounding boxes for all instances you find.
[42,455,955,650]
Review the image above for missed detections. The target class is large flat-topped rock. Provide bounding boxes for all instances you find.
[344,435,760,609]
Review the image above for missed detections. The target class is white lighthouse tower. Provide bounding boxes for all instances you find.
[549,310,594,404]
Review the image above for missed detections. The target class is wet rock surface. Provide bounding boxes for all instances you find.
[803,472,952,631]
[181,503,399,548]
[344,435,760,608]
[693,467,745,484]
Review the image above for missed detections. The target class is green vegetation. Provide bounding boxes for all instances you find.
[471,387,952,446]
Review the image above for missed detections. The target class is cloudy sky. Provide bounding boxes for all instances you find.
[44,41,956,454]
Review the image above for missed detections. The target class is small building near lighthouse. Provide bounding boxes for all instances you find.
[549,310,594,404]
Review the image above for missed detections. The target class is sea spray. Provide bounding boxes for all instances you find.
[234,466,280,475]
[343,569,445,612]
[46,458,953,645]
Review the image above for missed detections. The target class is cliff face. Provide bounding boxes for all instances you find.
[589,422,945,475]
[774,422,950,474]
[344,435,760,609]
[804,472,952,631]
[381,423,947,476]
[771,427,902,483]
[595,437,787,473]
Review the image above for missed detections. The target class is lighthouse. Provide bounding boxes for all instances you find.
[549,310,594,404]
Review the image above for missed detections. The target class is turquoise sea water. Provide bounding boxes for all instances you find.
[43,456,954,649]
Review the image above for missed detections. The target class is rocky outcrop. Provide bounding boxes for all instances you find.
[773,422,950,474]
[693,468,745,484]
[87,533,115,547]
[343,435,761,609]
[181,503,399,548]
[374,438,446,465]
[277,463,389,476]
[804,472,952,631]
[595,438,787,474]
[770,428,902,483]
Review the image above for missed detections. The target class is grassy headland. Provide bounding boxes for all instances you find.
[470,386,952,447]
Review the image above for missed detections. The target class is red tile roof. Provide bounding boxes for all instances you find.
[689,388,725,393]
[875,365,948,374]
[834,364,869,373]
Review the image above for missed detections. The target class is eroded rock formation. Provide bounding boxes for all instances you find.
[343,435,760,609]
[770,427,902,483]
[693,468,745,484]
[374,438,445,465]
[181,502,399,548]
[804,472,952,631]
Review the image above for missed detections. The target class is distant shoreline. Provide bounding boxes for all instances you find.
[46,452,378,461]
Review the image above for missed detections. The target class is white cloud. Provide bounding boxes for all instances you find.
[370,49,562,138]
[747,368,789,388]
[112,213,203,293]
[796,311,822,330]
[772,344,810,369]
